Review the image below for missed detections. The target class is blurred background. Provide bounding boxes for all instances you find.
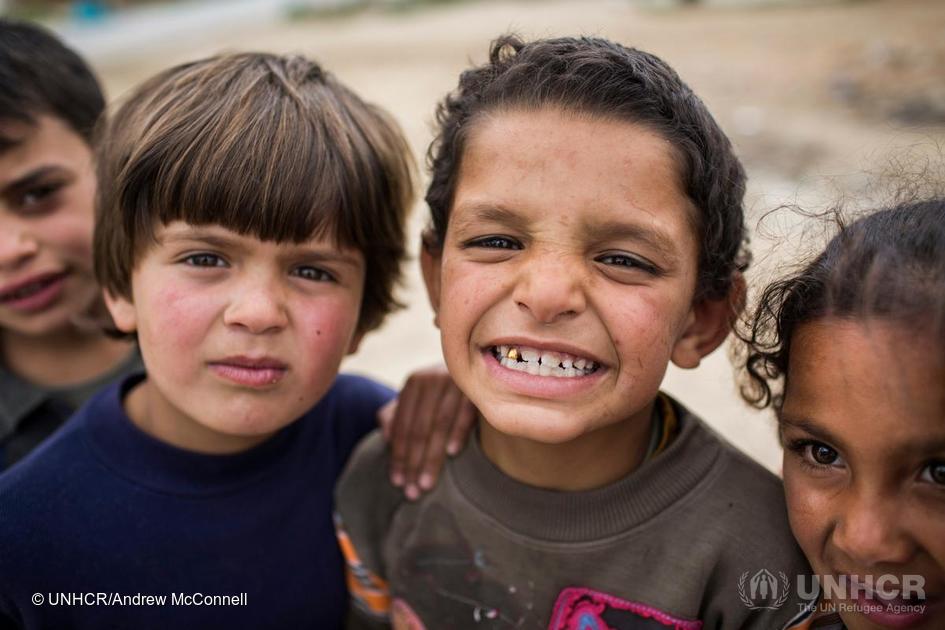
[5,0,943,471]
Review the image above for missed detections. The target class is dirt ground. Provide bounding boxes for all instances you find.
[93,0,945,472]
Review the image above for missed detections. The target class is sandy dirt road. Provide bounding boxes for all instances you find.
[91,0,945,471]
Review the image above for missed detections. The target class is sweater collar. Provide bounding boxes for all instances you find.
[449,395,721,542]
[81,373,301,496]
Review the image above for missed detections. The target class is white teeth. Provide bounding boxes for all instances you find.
[520,348,540,362]
[492,344,598,378]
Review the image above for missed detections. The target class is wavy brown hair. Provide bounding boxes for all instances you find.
[737,198,945,409]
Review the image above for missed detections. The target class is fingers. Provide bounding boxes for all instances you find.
[400,376,448,500]
[377,399,397,443]
[387,374,423,489]
[385,365,476,502]
[412,383,463,494]
[446,396,477,457]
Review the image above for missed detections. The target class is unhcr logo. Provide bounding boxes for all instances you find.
[737,569,790,610]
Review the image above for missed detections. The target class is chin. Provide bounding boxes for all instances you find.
[481,407,589,445]
[202,403,299,437]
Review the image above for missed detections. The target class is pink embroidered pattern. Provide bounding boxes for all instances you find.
[548,587,703,630]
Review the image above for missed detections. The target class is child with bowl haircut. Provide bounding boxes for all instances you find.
[0,19,140,469]
[336,35,815,629]
[0,51,441,629]
[738,198,945,630]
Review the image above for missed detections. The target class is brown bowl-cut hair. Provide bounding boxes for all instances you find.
[94,52,414,333]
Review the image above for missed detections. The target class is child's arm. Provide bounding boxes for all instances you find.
[377,365,475,500]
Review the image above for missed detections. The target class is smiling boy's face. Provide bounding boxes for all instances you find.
[106,221,365,453]
[0,115,99,337]
[423,108,727,447]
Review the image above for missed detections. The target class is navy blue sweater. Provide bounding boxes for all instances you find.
[0,373,392,629]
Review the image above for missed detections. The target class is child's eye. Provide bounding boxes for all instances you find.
[919,461,945,486]
[787,438,845,469]
[292,266,335,282]
[184,253,227,267]
[596,253,659,275]
[806,443,842,466]
[17,182,64,212]
[467,236,521,250]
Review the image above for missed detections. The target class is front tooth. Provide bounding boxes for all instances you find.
[539,365,552,376]
[526,362,540,375]
[564,367,576,377]
[540,351,560,367]
[521,348,539,362]
[574,358,586,370]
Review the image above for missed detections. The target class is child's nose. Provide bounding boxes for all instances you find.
[831,488,915,568]
[222,281,289,334]
[511,252,587,324]
[0,223,39,270]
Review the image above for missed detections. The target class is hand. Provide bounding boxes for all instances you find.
[378,365,476,500]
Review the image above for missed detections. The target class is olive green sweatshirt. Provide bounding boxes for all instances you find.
[335,396,816,630]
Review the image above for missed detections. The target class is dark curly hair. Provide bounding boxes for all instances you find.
[425,34,748,300]
[737,198,945,409]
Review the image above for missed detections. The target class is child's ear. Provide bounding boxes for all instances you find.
[419,230,443,329]
[670,273,746,369]
[103,288,138,334]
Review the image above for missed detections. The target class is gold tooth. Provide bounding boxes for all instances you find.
[507,347,518,361]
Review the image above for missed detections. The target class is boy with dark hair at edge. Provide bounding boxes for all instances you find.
[0,18,141,469]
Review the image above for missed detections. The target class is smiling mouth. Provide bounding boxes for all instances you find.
[0,271,68,304]
[489,344,600,378]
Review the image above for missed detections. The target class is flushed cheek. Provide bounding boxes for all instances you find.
[294,299,359,356]
[145,286,219,355]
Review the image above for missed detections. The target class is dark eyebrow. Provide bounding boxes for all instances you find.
[283,246,362,269]
[450,202,531,234]
[778,414,847,450]
[160,230,246,254]
[0,165,69,199]
[781,414,945,458]
[581,219,679,262]
[160,228,362,268]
